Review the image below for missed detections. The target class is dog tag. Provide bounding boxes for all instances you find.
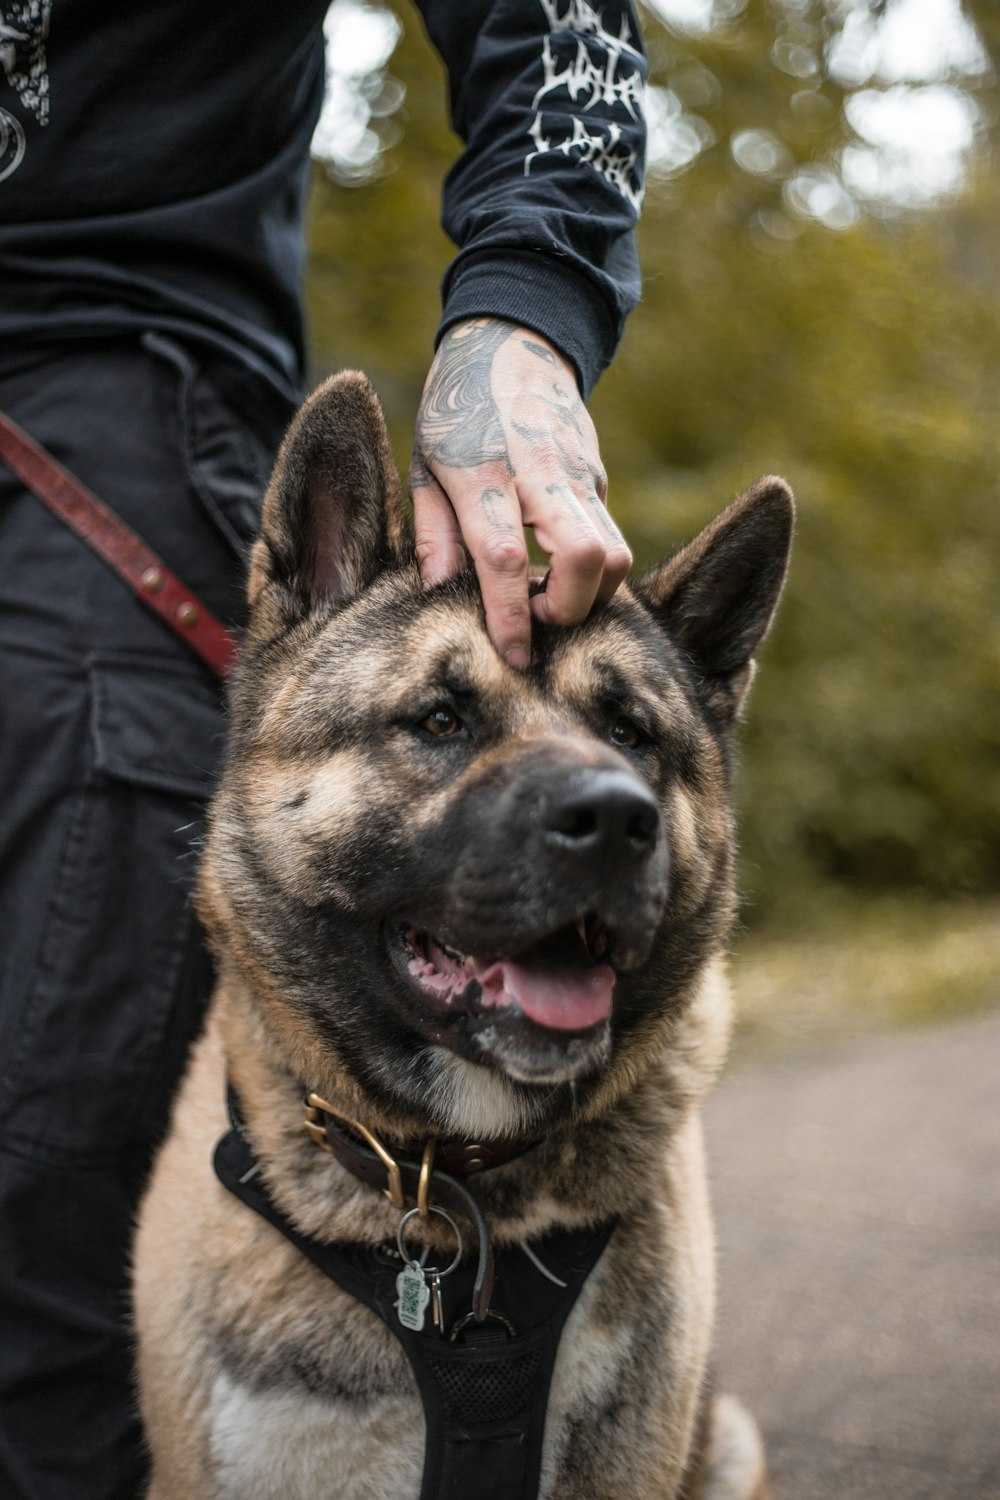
[396,1262,431,1332]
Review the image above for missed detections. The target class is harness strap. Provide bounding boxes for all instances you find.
[214,1124,616,1500]
[0,408,237,679]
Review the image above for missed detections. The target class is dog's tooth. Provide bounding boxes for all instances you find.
[588,918,608,959]
[575,918,587,944]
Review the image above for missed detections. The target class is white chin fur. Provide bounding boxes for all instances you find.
[424,1048,540,1138]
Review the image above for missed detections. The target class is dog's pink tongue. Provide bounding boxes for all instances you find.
[473,958,614,1031]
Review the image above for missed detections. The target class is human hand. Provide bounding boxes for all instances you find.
[410,318,632,668]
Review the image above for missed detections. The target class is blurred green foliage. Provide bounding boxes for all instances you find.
[306,1,1000,924]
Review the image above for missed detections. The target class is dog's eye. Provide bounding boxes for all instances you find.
[422,706,463,738]
[610,715,643,750]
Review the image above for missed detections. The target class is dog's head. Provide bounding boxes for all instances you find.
[201,373,792,1137]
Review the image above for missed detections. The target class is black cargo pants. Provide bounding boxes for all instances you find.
[0,336,289,1500]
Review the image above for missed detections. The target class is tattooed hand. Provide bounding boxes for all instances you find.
[410,318,632,668]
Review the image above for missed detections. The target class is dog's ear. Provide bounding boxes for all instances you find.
[247,371,411,627]
[634,476,794,726]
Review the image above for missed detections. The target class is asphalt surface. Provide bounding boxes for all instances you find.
[706,1012,1000,1500]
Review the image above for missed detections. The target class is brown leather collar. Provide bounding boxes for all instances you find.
[304,1092,540,1191]
[300,1092,541,1323]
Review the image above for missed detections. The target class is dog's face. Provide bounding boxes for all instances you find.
[201,374,792,1138]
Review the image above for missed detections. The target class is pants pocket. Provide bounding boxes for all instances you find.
[1,656,224,1162]
[142,329,282,567]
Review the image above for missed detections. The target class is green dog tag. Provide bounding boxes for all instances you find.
[396,1262,431,1332]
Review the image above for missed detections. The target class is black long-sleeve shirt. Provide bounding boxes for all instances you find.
[0,0,647,401]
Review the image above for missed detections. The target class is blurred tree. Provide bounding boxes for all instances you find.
[306,0,1000,919]
[306,4,457,443]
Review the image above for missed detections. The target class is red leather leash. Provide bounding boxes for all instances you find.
[0,409,237,681]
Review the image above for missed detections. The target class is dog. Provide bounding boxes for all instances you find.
[133,371,793,1500]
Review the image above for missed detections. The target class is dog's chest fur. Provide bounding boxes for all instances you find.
[206,1375,423,1500]
[202,1263,637,1500]
[138,997,721,1500]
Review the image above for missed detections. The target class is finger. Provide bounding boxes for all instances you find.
[411,462,465,587]
[443,476,531,667]
[584,492,633,603]
[527,482,613,626]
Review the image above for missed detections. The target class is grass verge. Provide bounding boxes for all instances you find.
[726,895,999,1068]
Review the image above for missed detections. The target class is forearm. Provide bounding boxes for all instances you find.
[413,0,648,396]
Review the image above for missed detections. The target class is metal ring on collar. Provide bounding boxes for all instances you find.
[397,1205,463,1277]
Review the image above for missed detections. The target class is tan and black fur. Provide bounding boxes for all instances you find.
[134,372,793,1499]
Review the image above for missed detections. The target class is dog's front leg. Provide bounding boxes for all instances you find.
[541,1115,718,1499]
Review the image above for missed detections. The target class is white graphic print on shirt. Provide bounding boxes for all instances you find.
[525,0,644,213]
[0,0,49,184]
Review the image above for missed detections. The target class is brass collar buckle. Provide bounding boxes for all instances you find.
[305,1092,406,1210]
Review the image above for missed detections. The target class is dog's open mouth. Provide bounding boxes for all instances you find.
[398,918,615,1034]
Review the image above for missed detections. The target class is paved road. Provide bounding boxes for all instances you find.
[706,1012,1000,1500]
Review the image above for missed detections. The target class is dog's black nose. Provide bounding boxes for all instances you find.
[542,771,660,869]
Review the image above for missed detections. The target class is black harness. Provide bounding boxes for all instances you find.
[213,1112,617,1500]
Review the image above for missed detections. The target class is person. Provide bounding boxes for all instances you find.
[0,2,647,1494]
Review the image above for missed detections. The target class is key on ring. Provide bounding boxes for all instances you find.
[429,1270,445,1330]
